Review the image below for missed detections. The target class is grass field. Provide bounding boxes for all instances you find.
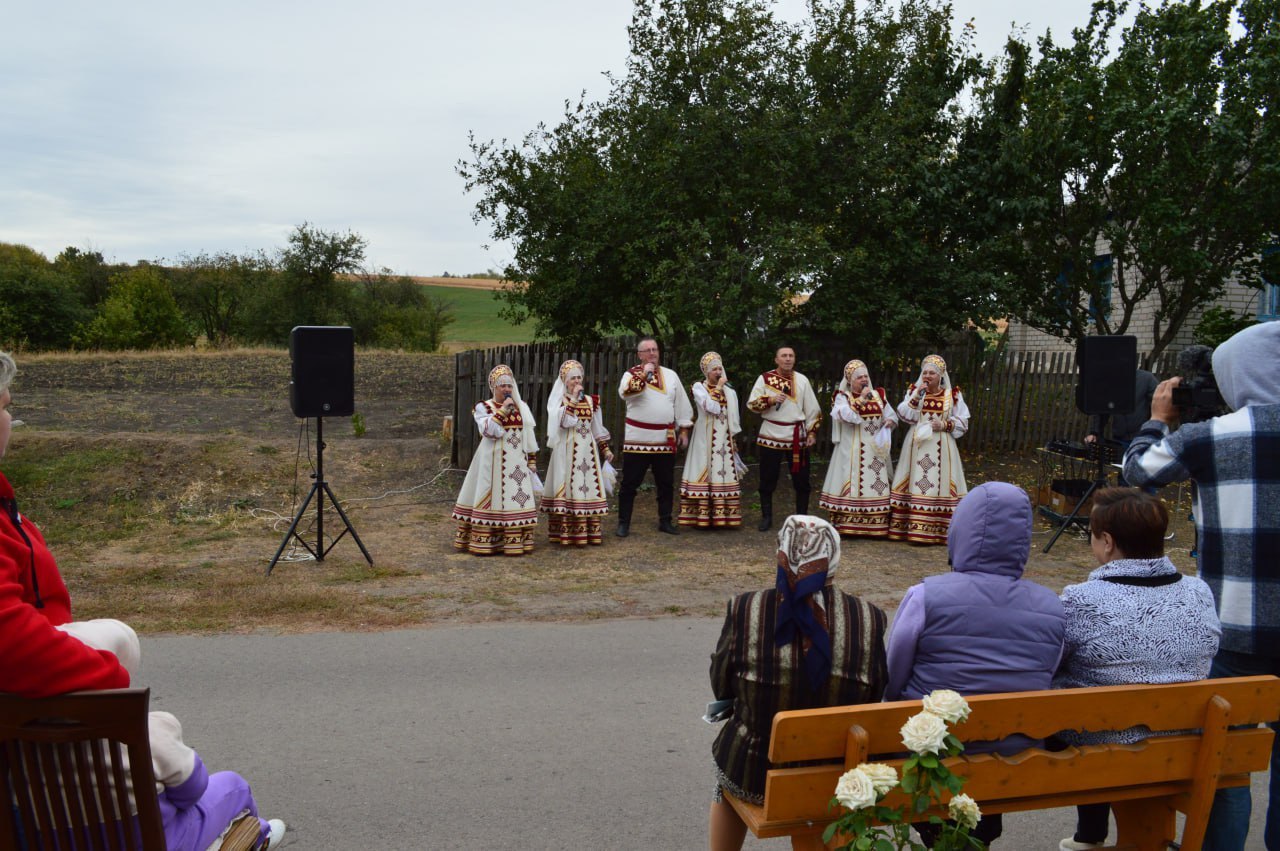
[422,284,536,350]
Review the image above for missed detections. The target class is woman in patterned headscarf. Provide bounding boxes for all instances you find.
[888,353,970,545]
[451,365,541,556]
[708,516,887,850]
[679,351,744,529]
[541,359,613,546]
[819,359,898,537]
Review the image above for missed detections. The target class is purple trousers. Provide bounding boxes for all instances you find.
[159,767,268,851]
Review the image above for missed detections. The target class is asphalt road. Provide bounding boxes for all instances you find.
[138,620,1268,850]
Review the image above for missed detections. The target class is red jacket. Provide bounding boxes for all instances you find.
[0,471,130,697]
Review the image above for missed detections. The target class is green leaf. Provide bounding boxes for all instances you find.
[822,822,839,843]
[920,754,939,769]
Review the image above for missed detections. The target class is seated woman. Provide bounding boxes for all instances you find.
[886,481,1066,845]
[57,620,287,851]
[1054,488,1221,851]
[708,515,888,851]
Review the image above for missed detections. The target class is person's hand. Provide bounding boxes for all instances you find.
[643,362,656,376]
[916,384,927,399]
[861,387,875,401]
[604,449,614,462]
[886,419,897,430]
[1084,434,1097,444]
[931,419,946,432]
[1152,377,1182,425]
[805,432,817,448]
[716,374,727,389]
[677,430,689,450]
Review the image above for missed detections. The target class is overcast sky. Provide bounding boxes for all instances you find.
[2,0,1114,276]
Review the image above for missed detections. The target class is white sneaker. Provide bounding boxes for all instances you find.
[265,819,286,849]
[1059,838,1105,851]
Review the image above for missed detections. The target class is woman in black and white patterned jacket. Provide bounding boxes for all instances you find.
[1053,487,1221,851]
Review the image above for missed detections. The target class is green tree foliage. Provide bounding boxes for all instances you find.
[461,0,999,372]
[76,265,193,350]
[348,268,456,351]
[171,251,274,345]
[0,243,91,350]
[53,247,117,307]
[976,0,1279,361]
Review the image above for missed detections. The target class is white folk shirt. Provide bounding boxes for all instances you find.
[617,364,694,453]
[747,370,822,450]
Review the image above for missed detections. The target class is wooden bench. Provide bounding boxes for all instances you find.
[725,676,1280,851]
[0,688,261,851]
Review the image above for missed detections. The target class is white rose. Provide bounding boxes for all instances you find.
[922,689,971,725]
[856,762,899,797]
[833,768,877,811]
[900,710,949,755]
[948,793,981,830]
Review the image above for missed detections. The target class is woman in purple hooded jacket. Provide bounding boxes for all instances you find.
[885,481,1066,844]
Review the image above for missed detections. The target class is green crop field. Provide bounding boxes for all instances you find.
[421,284,536,350]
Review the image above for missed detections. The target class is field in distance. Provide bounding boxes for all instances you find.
[412,278,536,351]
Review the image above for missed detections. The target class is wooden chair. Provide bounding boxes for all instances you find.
[0,688,260,851]
[726,676,1280,851]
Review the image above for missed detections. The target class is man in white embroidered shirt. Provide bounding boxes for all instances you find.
[615,337,694,538]
[746,346,822,532]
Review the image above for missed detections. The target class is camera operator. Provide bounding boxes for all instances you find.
[1123,321,1280,851]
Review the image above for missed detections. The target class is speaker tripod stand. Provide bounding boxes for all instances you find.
[1042,441,1116,554]
[267,416,373,575]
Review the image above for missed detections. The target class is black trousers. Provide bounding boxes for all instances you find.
[756,445,810,516]
[618,451,675,524]
[1074,802,1110,843]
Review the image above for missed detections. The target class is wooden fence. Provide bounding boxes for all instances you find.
[452,342,1178,468]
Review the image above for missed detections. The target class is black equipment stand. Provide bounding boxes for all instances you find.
[267,417,373,575]
[1042,442,1115,554]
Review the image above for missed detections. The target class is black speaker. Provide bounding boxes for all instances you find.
[1076,335,1137,416]
[289,326,354,418]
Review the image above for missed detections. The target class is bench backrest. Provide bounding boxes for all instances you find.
[760,676,1280,829]
[0,688,166,851]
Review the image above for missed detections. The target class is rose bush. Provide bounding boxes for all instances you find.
[922,689,972,724]
[834,767,878,811]
[900,710,949,754]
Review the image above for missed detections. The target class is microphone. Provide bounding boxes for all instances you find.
[578,389,586,401]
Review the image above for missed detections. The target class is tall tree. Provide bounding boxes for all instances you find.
[978,0,1279,361]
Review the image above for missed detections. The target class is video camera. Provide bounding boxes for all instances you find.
[1171,344,1226,423]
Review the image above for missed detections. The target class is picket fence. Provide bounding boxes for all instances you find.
[452,341,1177,468]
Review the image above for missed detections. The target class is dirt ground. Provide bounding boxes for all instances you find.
[8,350,1198,634]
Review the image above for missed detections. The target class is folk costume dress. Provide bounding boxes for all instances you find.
[888,354,969,545]
[542,360,612,546]
[747,367,822,519]
[819,360,899,537]
[451,365,541,556]
[679,352,743,528]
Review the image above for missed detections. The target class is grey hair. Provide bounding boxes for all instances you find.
[0,351,15,395]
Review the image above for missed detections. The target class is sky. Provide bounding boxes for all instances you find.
[1,0,1116,277]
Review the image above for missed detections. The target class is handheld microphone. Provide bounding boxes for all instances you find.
[578,389,586,401]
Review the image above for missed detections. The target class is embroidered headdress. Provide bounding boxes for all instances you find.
[774,515,841,692]
[914,353,953,419]
[488,364,515,392]
[547,359,588,447]
[699,351,728,384]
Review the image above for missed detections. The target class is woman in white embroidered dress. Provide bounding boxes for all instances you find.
[452,365,540,556]
[542,359,613,546]
[819,359,898,537]
[888,354,969,545]
[679,351,743,528]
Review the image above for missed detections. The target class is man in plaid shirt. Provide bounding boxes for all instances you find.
[1124,320,1280,851]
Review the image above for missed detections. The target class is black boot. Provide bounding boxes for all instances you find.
[796,493,810,516]
[758,496,773,532]
[615,520,630,538]
[658,518,680,535]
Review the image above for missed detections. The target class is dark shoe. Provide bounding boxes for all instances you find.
[658,520,680,535]
[615,521,630,538]
[757,514,773,532]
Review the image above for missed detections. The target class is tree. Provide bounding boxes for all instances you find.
[76,265,193,350]
[348,268,455,351]
[171,251,274,345]
[0,243,90,350]
[978,0,1280,362]
[461,0,1000,375]
[53,247,116,307]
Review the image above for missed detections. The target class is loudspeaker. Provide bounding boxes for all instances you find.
[1076,335,1137,416]
[289,326,354,418]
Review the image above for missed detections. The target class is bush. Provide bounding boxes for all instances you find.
[75,266,194,350]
